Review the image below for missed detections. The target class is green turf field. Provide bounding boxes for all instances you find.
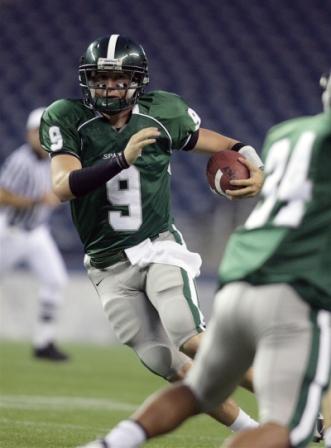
[0,340,324,448]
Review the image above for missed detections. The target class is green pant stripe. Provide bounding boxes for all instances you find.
[170,225,183,245]
[289,309,331,448]
[170,225,204,331]
[180,267,204,331]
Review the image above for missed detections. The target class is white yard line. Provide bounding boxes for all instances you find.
[0,395,222,443]
[0,417,222,442]
[0,394,136,412]
[0,417,97,431]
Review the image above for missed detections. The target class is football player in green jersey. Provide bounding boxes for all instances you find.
[324,388,331,447]
[319,71,331,448]
[80,71,331,448]
[39,34,265,442]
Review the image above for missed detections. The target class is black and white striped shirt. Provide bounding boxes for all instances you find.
[0,144,52,230]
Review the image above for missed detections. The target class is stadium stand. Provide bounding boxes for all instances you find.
[1,0,330,270]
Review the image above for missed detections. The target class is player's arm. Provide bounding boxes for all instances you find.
[0,187,59,208]
[193,128,263,167]
[193,128,264,198]
[51,154,82,201]
[51,127,160,202]
[0,188,37,208]
[192,128,238,154]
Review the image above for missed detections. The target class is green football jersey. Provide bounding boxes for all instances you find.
[40,90,200,268]
[220,112,331,311]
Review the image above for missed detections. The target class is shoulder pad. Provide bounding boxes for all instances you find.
[138,90,189,121]
[43,99,95,129]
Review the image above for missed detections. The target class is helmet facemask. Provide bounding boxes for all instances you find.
[79,60,149,115]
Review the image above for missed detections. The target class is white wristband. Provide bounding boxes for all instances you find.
[238,145,264,169]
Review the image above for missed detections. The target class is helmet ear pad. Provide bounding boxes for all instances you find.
[79,35,149,114]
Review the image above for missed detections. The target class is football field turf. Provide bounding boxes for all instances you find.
[0,340,323,448]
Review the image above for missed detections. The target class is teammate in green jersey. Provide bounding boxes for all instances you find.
[80,71,331,448]
[319,71,331,448]
[39,34,265,441]
[324,387,331,448]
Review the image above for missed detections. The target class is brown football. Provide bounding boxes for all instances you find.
[206,150,249,196]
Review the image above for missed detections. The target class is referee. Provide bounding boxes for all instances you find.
[0,108,69,361]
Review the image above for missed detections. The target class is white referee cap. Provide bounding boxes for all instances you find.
[26,107,46,130]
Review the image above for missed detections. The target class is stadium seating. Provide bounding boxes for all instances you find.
[1,0,330,264]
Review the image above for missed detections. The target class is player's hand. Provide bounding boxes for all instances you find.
[39,192,60,207]
[226,158,264,198]
[124,127,160,165]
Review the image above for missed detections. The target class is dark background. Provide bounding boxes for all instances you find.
[1,0,329,274]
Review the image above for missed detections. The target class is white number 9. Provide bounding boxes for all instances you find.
[49,126,63,151]
[106,166,143,231]
[188,108,201,131]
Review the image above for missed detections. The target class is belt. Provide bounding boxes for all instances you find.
[90,250,128,269]
[89,230,168,269]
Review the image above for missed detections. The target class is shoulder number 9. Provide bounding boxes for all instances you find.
[49,126,64,151]
[188,108,201,131]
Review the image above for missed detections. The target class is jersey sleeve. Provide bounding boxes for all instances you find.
[147,91,201,151]
[40,100,82,160]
